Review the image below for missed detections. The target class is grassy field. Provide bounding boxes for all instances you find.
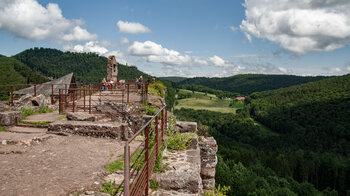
[174,89,243,114]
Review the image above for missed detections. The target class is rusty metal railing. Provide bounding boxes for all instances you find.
[58,82,149,115]
[123,105,167,196]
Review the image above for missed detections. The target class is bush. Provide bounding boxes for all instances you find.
[149,81,165,97]
[146,106,156,115]
[167,132,196,150]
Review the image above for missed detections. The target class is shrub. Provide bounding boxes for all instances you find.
[149,81,165,97]
[167,132,196,150]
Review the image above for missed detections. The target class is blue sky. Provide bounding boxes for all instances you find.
[1,0,350,77]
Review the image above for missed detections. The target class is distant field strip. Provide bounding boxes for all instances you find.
[175,89,239,113]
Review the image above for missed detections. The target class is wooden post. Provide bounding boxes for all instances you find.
[10,86,14,106]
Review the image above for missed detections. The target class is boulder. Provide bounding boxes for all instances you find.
[66,112,96,121]
[0,111,22,126]
[175,121,197,133]
[31,94,48,107]
[202,179,215,190]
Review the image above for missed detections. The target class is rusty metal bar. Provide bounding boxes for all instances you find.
[144,124,149,196]
[127,83,130,103]
[83,87,86,112]
[51,84,54,104]
[72,89,75,112]
[10,86,14,106]
[34,85,37,97]
[165,106,168,130]
[155,115,159,161]
[124,142,130,196]
[89,87,92,114]
[161,109,164,141]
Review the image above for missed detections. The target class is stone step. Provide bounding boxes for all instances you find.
[48,120,130,140]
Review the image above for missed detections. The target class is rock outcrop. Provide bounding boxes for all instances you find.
[66,112,96,121]
[175,121,197,133]
[0,111,22,126]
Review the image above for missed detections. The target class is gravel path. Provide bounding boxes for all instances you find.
[0,129,134,196]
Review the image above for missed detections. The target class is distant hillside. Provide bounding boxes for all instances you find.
[14,47,151,82]
[248,74,350,154]
[0,56,49,99]
[159,76,187,83]
[178,74,328,95]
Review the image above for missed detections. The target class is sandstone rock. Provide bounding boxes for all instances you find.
[31,94,48,107]
[66,112,96,121]
[85,190,95,195]
[0,111,22,126]
[201,168,215,179]
[96,192,111,196]
[175,121,197,133]
[48,121,130,140]
[202,179,215,190]
[103,173,124,184]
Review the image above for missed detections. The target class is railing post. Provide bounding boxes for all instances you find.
[161,108,164,142]
[145,124,149,196]
[165,106,168,130]
[65,84,68,107]
[83,87,86,112]
[10,86,14,106]
[34,84,37,97]
[127,83,130,103]
[72,89,75,112]
[146,82,149,103]
[51,84,54,104]
[124,142,130,196]
[155,116,159,158]
[89,87,92,114]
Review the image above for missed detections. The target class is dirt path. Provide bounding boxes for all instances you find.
[0,127,137,196]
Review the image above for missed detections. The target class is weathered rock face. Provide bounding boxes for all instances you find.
[96,102,145,133]
[15,94,51,110]
[48,121,131,140]
[66,112,96,121]
[199,136,218,190]
[0,111,22,126]
[152,135,203,195]
[175,121,197,133]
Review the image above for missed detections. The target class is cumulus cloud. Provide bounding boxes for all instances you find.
[119,37,130,45]
[117,20,151,34]
[209,55,226,67]
[63,41,108,55]
[128,41,208,66]
[240,0,350,54]
[0,0,96,42]
[62,26,97,41]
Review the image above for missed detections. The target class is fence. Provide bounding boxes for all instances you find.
[58,82,149,115]
[123,105,167,196]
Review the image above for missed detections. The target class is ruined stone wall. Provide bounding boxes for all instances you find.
[107,56,118,82]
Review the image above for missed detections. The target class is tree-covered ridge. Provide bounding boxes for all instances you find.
[0,56,49,99]
[178,74,328,95]
[174,108,343,196]
[247,74,350,154]
[159,76,187,83]
[14,47,151,82]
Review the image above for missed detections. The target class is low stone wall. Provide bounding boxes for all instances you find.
[152,135,203,195]
[199,136,218,190]
[0,111,22,126]
[66,112,96,121]
[48,121,130,140]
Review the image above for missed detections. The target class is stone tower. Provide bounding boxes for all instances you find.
[107,56,118,82]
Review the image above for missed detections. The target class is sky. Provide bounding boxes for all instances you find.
[0,0,350,77]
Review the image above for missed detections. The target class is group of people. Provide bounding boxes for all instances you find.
[101,78,114,90]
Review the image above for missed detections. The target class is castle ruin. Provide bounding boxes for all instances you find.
[107,56,118,82]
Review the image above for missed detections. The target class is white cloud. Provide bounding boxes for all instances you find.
[104,50,128,64]
[119,37,130,45]
[128,41,208,66]
[117,20,151,34]
[209,55,226,67]
[62,26,97,41]
[229,26,237,32]
[240,0,350,54]
[0,0,96,42]
[63,41,108,55]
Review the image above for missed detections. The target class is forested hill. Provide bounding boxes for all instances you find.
[178,74,328,95]
[13,47,151,82]
[248,74,350,154]
[0,56,48,85]
[159,76,187,83]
